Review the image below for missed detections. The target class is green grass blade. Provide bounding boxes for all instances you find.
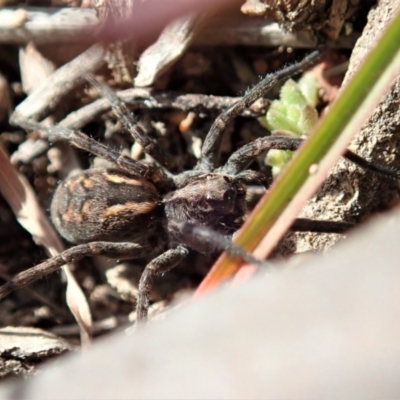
[196,8,400,294]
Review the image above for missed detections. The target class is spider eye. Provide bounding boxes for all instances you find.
[223,189,235,201]
[237,186,246,196]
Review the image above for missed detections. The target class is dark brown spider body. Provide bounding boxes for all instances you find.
[52,168,248,256]
[1,50,398,325]
[51,168,162,245]
[3,52,343,322]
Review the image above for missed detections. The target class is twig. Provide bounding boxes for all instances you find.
[135,12,203,87]
[0,7,358,49]
[196,17,359,49]
[0,7,97,44]
[60,89,269,130]
[11,44,105,122]
[11,90,268,163]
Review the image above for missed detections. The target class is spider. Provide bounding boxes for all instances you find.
[1,51,398,321]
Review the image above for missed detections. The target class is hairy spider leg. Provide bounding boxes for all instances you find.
[222,134,400,180]
[0,242,144,301]
[196,51,321,172]
[12,117,172,187]
[85,74,172,171]
[222,136,303,175]
[137,245,189,321]
[171,221,271,266]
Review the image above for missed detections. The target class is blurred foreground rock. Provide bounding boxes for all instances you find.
[1,207,400,398]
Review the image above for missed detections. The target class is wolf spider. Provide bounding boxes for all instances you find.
[1,51,398,321]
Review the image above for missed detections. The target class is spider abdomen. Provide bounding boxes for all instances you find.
[51,168,161,244]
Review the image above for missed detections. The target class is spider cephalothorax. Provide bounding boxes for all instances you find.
[164,174,248,254]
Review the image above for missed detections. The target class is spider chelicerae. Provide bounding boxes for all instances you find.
[1,51,398,321]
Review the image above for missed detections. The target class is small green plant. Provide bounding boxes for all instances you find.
[261,72,319,176]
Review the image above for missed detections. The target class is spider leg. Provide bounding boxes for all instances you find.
[343,149,400,180]
[222,135,302,175]
[173,218,354,259]
[291,218,354,233]
[12,117,173,188]
[222,135,400,181]
[137,244,189,321]
[170,220,271,267]
[85,74,170,169]
[0,242,144,301]
[234,170,269,186]
[196,51,320,172]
